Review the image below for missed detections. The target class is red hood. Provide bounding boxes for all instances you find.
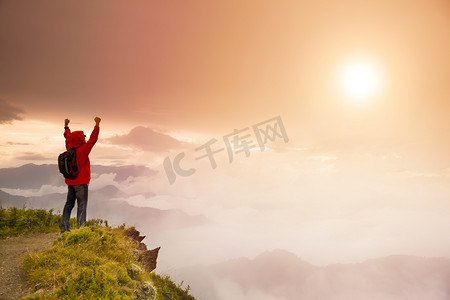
[68,131,86,148]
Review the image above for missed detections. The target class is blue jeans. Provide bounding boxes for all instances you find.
[61,184,88,232]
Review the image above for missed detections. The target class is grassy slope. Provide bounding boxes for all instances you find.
[0,207,62,239]
[0,207,195,300]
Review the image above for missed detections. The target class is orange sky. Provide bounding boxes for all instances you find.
[1,0,450,265]
[1,0,449,170]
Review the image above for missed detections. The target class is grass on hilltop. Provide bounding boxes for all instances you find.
[0,207,195,299]
[0,206,62,239]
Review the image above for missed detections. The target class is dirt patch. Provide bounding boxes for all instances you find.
[0,232,59,300]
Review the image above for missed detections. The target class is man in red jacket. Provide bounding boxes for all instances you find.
[61,117,101,233]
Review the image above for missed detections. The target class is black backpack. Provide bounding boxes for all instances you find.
[58,147,79,179]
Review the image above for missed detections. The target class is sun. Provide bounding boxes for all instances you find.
[338,59,382,103]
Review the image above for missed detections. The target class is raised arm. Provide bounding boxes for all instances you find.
[80,117,101,156]
[64,118,71,150]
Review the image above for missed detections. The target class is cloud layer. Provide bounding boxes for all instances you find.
[0,99,24,123]
[107,126,186,152]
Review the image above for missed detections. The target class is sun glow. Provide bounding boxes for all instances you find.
[338,59,382,103]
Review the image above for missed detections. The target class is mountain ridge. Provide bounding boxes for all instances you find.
[0,163,158,189]
[178,249,450,300]
[0,188,209,232]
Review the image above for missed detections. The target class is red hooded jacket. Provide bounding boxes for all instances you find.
[64,125,99,185]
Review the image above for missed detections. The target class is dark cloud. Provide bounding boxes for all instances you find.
[0,99,24,123]
[107,126,186,152]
